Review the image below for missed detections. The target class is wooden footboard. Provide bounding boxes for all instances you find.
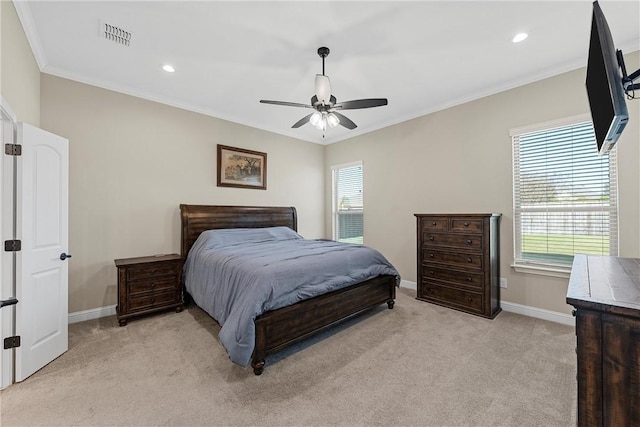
[251,274,396,375]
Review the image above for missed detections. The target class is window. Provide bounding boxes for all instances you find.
[332,162,363,244]
[511,117,618,275]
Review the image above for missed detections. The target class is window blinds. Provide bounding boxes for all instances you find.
[332,163,364,244]
[513,121,618,268]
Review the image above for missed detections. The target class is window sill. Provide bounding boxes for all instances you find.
[511,263,571,279]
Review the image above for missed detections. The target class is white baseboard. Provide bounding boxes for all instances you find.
[68,282,575,327]
[68,305,116,324]
[400,280,417,290]
[399,280,574,326]
[500,301,575,326]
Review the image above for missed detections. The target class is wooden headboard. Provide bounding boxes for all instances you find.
[179,204,298,257]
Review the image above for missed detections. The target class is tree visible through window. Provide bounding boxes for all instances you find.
[512,119,618,271]
[332,162,363,244]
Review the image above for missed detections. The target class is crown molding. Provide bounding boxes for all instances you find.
[12,0,48,70]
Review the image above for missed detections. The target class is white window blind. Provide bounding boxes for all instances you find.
[512,120,618,272]
[332,162,363,244]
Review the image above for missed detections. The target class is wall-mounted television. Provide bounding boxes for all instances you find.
[585,1,630,155]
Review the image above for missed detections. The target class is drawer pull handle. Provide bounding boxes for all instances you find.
[464,222,469,226]
[150,297,156,304]
[467,297,473,302]
[466,239,472,245]
[467,257,472,263]
[429,270,435,275]
[432,222,436,226]
[429,236,434,241]
[150,283,156,289]
[429,288,435,293]
[429,253,435,258]
[467,277,472,282]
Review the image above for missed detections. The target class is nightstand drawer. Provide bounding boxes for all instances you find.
[128,276,179,296]
[126,262,180,281]
[128,291,179,313]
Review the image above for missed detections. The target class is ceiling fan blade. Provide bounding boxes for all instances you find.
[260,100,312,109]
[333,112,357,130]
[334,98,388,110]
[292,113,313,128]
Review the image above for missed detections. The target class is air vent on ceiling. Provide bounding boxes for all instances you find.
[101,21,132,47]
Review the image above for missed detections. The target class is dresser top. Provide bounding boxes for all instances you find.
[114,253,182,267]
[567,255,640,317]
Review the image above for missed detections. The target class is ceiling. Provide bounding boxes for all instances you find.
[14,1,640,145]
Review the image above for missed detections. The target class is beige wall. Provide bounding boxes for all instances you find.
[0,1,40,125]
[40,75,325,313]
[7,0,640,316]
[325,51,640,315]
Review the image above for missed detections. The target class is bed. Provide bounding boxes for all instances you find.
[180,204,399,375]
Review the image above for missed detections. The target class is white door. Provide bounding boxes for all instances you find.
[0,101,18,389]
[15,123,69,382]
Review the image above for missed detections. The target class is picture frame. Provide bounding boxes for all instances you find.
[217,144,267,190]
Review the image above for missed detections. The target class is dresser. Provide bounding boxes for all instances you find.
[566,255,640,426]
[114,254,184,326]
[414,213,501,318]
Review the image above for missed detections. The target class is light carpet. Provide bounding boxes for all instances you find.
[0,288,577,426]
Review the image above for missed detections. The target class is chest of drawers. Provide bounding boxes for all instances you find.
[114,254,184,326]
[415,213,501,318]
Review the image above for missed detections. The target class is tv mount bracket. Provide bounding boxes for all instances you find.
[617,50,640,95]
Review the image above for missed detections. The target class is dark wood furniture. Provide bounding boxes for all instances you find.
[114,254,184,326]
[414,213,501,318]
[566,255,640,426]
[180,204,396,375]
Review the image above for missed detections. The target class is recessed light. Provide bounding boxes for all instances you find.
[512,33,528,43]
[162,64,175,73]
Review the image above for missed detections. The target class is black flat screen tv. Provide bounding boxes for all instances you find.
[585,1,629,155]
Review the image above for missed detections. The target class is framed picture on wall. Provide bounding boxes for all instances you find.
[217,144,267,190]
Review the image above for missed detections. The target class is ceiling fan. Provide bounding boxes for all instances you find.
[260,47,388,132]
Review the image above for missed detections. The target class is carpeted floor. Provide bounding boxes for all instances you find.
[0,288,577,426]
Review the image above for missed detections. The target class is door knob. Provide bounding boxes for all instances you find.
[0,298,18,309]
[60,253,72,261]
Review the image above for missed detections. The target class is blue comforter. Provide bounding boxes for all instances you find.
[183,227,400,366]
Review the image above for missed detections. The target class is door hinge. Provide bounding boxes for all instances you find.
[4,143,22,156]
[3,336,21,349]
[4,240,21,252]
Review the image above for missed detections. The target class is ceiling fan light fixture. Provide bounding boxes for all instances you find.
[327,113,339,128]
[310,111,323,127]
[260,46,387,134]
[314,74,331,104]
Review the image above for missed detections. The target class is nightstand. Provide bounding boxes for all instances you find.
[114,254,184,326]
